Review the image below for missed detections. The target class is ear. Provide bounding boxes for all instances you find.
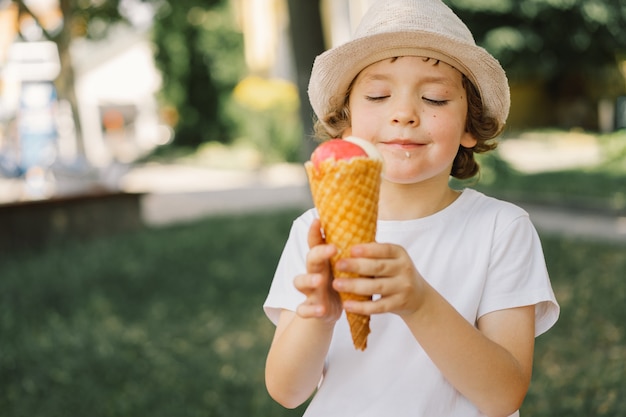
[460,131,477,148]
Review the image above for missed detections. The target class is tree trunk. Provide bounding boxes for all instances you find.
[286,0,325,161]
[55,0,85,158]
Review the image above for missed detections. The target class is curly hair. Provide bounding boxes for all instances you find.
[313,64,503,180]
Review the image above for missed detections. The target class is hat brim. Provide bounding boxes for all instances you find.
[308,31,510,132]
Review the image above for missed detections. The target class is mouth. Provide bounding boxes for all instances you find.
[380,139,427,150]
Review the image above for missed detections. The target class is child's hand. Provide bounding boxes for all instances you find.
[293,219,343,324]
[332,243,427,318]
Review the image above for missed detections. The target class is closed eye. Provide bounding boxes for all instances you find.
[423,97,448,106]
[365,95,389,102]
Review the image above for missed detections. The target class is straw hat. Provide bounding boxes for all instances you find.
[308,0,510,133]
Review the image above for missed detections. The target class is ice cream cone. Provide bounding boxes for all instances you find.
[305,156,382,350]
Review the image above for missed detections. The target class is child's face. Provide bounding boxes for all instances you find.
[344,56,476,185]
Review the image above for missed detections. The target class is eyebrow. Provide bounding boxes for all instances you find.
[358,73,390,82]
[419,75,455,85]
[360,72,455,86]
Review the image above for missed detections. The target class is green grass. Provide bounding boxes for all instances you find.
[1,209,625,416]
[524,235,626,416]
[0,210,308,416]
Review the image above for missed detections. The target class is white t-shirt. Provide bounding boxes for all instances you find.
[264,189,559,417]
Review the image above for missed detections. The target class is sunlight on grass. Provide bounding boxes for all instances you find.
[451,129,626,212]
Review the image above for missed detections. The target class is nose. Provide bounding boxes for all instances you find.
[391,96,419,126]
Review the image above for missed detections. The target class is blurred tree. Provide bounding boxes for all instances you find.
[446,0,626,129]
[151,0,245,148]
[286,0,325,160]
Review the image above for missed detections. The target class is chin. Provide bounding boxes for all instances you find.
[381,172,423,185]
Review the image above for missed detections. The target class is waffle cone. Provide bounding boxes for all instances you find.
[305,157,382,350]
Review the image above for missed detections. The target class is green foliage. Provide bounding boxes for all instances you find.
[65,0,125,39]
[16,0,127,40]
[151,0,245,148]
[446,0,626,129]
[230,76,303,163]
[599,129,626,171]
[446,0,626,81]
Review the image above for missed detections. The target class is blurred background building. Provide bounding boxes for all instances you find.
[0,0,171,201]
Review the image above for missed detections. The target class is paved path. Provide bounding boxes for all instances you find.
[122,163,626,243]
[517,203,626,243]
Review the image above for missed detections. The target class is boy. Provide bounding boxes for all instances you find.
[264,1,559,416]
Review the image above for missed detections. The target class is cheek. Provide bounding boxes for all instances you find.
[349,108,379,138]
[427,107,468,140]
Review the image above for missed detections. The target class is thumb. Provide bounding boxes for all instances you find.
[308,218,326,249]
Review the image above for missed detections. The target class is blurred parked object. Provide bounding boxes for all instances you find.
[0,39,61,198]
[17,80,59,198]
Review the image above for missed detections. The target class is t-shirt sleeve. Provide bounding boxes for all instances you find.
[478,214,560,337]
[263,211,314,325]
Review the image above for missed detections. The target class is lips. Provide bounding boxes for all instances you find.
[380,139,427,150]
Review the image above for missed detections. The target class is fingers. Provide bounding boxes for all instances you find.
[342,297,383,316]
[332,275,394,300]
[349,242,398,259]
[335,242,406,279]
[307,218,325,248]
[306,243,336,275]
[299,225,422,319]
[296,298,334,318]
[294,222,341,321]
[294,272,341,321]
[340,295,412,316]
[296,303,324,318]
[334,278,416,316]
[294,272,322,293]
[294,273,327,318]
[331,242,425,317]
